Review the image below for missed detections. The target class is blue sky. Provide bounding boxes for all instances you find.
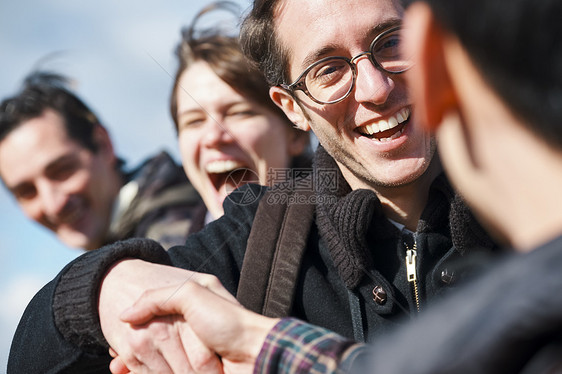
[0,0,250,370]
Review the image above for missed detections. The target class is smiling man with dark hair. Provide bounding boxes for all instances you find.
[0,72,200,251]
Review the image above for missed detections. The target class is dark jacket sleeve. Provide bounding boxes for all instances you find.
[8,279,113,374]
[8,238,172,373]
[7,184,266,373]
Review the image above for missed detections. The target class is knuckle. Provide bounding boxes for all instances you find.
[205,275,221,289]
[182,280,198,293]
[119,351,143,371]
[150,319,175,342]
[128,330,155,351]
[138,288,156,302]
[190,350,218,372]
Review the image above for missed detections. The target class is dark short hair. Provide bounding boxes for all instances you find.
[0,71,103,151]
[406,0,562,148]
[170,0,293,131]
[239,0,289,87]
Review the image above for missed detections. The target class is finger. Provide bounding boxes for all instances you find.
[118,351,169,374]
[121,282,210,324]
[121,274,237,325]
[113,353,144,374]
[189,273,239,304]
[149,316,194,374]
[120,286,182,324]
[120,318,181,374]
[128,347,174,374]
[120,285,222,374]
[180,323,223,374]
[109,356,131,374]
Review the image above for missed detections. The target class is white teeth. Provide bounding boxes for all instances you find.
[379,120,390,131]
[365,123,377,135]
[378,127,405,142]
[206,160,243,174]
[400,107,411,122]
[359,107,410,137]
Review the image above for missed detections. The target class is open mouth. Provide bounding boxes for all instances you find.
[206,160,258,193]
[357,107,411,142]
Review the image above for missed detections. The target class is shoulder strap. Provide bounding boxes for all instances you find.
[237,184,315,318]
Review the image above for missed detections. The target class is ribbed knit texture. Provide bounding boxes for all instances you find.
[314,147,380,289]
[312,147,497,290]
[52,238,172,353]
[449,194,497,254]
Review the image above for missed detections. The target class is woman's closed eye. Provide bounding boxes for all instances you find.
[179,115,206,130]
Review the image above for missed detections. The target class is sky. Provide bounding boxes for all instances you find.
[0,0,250,371]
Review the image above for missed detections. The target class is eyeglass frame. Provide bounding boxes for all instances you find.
[280,25,410,105]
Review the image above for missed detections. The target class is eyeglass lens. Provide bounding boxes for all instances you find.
[304,28,411,104]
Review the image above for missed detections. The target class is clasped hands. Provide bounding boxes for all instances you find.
[99,259,278,374]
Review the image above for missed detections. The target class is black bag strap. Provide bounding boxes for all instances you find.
[236,184,315,317]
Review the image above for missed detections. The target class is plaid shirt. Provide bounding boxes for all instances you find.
[255,318,368,374]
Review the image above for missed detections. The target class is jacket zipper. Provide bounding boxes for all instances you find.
[405,241,421,313]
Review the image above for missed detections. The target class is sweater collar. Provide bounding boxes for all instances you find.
[312,146,494,289]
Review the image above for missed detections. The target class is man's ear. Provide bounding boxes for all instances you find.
[404,3,457,132]
[270,86,311,132]
[92,124,116,162]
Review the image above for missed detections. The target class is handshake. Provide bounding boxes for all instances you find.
[100,259,280,374]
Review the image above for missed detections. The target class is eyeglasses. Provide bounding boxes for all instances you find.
[280,26,412,105]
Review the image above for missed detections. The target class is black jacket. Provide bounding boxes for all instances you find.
[365,234,562,374]
[8,148,498,373]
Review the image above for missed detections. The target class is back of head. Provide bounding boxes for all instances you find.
[170,1,292,132]
[0,71,102,152]
[239,0,288,87]
[406,0,562,149]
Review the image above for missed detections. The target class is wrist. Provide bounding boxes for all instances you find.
[54,238,170,352]
[245,315,281,362]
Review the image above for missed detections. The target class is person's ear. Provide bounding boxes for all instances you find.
[270,86,311,132]
[403,3,457,132]
[92,124,116,162]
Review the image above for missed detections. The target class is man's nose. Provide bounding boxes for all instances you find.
[37,181,68,219]
[353,56,395,105]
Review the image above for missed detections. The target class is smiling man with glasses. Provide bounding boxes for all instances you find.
[259,3,440,226]
[8,1,499,373]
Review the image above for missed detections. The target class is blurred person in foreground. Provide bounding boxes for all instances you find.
[114,0,562,373]
[0,72,200,250]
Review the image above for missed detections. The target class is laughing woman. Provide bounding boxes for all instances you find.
[170,2,311,232]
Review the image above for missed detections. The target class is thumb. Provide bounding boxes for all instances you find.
[120,286,185,324]
[109,355,131,374]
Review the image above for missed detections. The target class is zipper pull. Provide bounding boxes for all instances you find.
[404,234,421,312]
[405,248,417,282]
